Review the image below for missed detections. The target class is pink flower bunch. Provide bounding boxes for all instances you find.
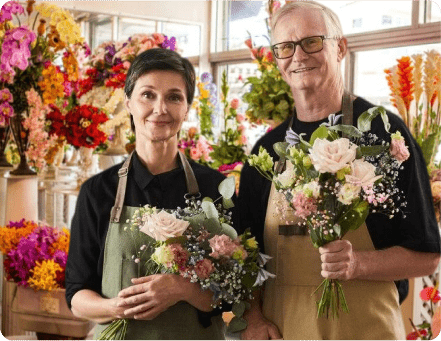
[194,258,215,279]
[0,26,36,83]
[291,191,318,219]
[209,234,248,261]
[0,1,24,24]
[189,136,213,162]
[390,131,410,163]
[0,88,14,126]
[168,243,190,272]
[22,88,58,169]
[218,161,243,173]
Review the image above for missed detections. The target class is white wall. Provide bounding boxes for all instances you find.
[49,1,208,24]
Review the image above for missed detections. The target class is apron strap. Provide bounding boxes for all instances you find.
[110,151,201,223]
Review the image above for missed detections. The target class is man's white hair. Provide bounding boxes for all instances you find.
[270,1,344,42]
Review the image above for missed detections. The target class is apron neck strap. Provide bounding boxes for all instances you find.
[110,150,200,223]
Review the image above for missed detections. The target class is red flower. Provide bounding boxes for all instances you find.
[419,286,441,302]
[406,329,427,340]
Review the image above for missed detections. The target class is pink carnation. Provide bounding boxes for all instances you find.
[169,243,189,271]
[230,98,240,110]
[390,133,410,163]
[194,259,214,279]
[209,234,238,259]
[291,191,317,219]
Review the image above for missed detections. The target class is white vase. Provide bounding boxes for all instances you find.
[77,147,94,188]
[104,123,128,156]
[66,148,80,167]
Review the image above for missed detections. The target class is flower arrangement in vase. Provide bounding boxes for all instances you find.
[0,1,85,175]
[241,0,294,126]
[0,88,14,167]
[178,126,213,167]
[193,72,218,138]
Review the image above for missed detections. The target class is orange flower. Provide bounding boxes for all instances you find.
[48,26,66,52]
[396,56,414,111]
[37,19,46,36]
[26,0,36,16]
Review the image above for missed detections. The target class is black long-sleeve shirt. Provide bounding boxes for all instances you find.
[66,152,232,317]
[238,96,441,303]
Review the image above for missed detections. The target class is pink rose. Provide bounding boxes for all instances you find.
[237,114,245,123]
[309,138,357,174]
[209,234,238,259]
[194,259,214,279]
[190,147,202,160]
[230,98,240,110]
[390,132,410,163]
[345,159,382,187]
[140,210,189,241]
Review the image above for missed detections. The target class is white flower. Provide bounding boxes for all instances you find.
[151,244,174,266]
[345,159,382,187]
[337,183,361,205]
[309,138,357,174]
[303,180,321,198]
[275,168,296,188]
[140,210,189,241]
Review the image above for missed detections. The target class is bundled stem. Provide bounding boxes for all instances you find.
[98,319,128,340]
[314,278,349,319]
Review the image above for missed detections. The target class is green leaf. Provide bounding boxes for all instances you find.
[357,107,390,133]
[221,223,238,239]
[421,132,440,165]
[184,212,205,228]
[263,102,275,113]
[359,145,389,156]
[201,201,219,219]
[310,125,328,145]
[273,142,289,158]
[232,301,246,317]
[222,197,235,209]
[227,316,248,334]
[204,217,222,234]
[338,201,369,235]
[328,124,363,138]
[164,236,187,245]
[219,176,235,199]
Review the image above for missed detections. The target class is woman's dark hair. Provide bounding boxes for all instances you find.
[124,48,196,132]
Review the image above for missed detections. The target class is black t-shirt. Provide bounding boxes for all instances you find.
[237,96,441,303]
[65,152,231,320]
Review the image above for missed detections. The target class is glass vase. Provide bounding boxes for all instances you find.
[0,125,13,168]
[9,114,36,176]
[77,146,94,188]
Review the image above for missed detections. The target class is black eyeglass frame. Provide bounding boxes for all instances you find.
[271,35,334,59]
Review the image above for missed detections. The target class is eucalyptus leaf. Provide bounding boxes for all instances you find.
[184,212,205,228]
[338,202,369,235]
[274,142,289,158]
[232,301,246,317]
[204,217,222,234]
[201,201,219,219]
[222,197,235,209]
[219,176,235,199]
[221,223,238,239]
[359,145,389,156]
[227,316,248,334]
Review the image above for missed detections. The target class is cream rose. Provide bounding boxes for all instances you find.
[309,138,357,174]
[345,159,382,187]
[275,168,296,188]
[140,210,189,241]
[337,183,361,205]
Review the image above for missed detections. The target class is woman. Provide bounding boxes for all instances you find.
[65,48,228,339]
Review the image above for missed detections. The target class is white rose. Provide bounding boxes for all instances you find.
[152,244,174,267]
[337,183,361,205]
[309,138,357,174]
[140,210,189,241]
[345,159,383,187]
[275,168,296,188]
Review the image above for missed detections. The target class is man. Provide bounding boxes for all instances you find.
[238,1,441,339]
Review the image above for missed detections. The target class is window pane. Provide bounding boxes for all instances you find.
[353,43,441,112]
[218,1,269,52]
[316,1,412,34]
[91,19,112,50]
[118,18,156,41]
[161,22,201,57]
[429,0,441,22]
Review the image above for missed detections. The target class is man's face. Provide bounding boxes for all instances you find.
[272,8,345,94]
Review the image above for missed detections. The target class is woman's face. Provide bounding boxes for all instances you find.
[126,70,189,143]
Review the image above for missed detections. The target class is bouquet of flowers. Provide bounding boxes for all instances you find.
[0,219,70,291]
[99,177,274,339]
[178,126,213,167]
[242,0,293,125]
[249,107,409,318]
[407,285,441,340]
[209,71,247,169]
[0,0,85,174]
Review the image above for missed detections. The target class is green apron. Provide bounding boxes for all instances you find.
[261,93,406,339]
[93,151,225,340]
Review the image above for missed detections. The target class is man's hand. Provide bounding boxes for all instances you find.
[319,239,358,281]
[241,308,282,340]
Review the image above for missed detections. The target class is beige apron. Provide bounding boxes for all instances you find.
[261,93,406,340]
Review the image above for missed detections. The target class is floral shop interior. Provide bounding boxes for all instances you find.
[0,0,441,340]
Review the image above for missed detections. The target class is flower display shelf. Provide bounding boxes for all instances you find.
[11,286,94,339]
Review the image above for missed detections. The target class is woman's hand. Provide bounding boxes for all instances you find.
[117,274,182,320]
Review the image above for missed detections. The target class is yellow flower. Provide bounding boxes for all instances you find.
[51,228,70,254]
[245,237,258,249]
[28,260,63,291]
[0,221,38,254]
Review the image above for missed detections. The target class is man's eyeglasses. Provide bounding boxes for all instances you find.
[271,35,334,59]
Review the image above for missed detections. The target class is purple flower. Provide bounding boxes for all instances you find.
[53,250,68,268]
[8,218,25,228]
[0,88,13,102]
[0,102,14,121]
[201,72,213,83]
[0,1,23,23]
[0,9,12,23]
